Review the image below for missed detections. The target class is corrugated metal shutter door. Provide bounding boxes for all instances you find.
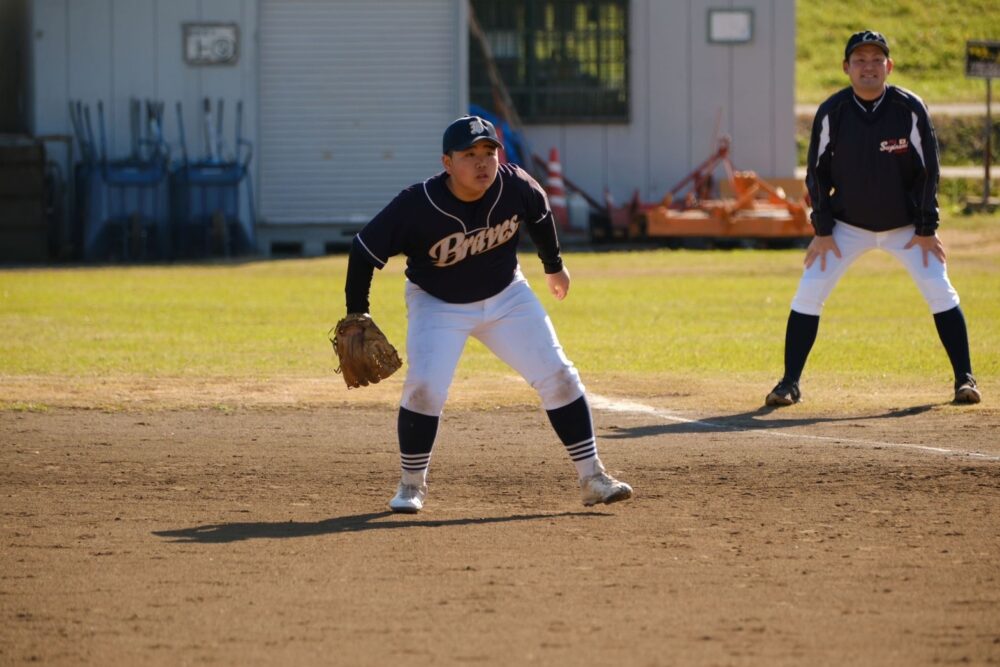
[259,0,459,224]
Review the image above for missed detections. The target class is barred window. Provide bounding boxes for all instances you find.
[470,0,630,123]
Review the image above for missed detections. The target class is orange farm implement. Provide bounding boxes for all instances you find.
[593,137,814,246]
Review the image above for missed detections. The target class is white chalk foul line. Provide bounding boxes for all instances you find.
[589,393,1000,462]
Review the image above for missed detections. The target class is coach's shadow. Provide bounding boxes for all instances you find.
[153,510,604,544]
[601,403,936,439]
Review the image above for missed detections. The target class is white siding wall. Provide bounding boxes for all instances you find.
[257,0,464,224]
[525,0,796,205]
[27,0,796,233]
[29,0,257,180]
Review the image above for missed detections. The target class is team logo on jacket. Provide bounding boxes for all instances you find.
[429,215,520,266]
[879,138,909,154]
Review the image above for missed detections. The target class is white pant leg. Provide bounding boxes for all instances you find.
[474,274,585,411]
[879,226,961,314]
[790,222,876,316]
[400,281,479,416]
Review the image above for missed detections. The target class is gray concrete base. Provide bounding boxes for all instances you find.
[255,221,363,257]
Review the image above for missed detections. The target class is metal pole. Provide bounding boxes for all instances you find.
[984,77,992,205]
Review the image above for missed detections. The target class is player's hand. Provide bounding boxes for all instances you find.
[804,235,841,271]
[546,267,570,301]
[904,233,945,267]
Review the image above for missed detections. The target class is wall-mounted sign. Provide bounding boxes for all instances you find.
[708,9,753,44]
[966,41,1000,79]
[183,23,239,66]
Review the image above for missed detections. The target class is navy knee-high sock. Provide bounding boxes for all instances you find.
[783,310,820,382]
[933,306,973,383]
[397,406,439,477]
[545,395,599,477]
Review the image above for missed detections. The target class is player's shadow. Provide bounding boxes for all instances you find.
[601,403,936,439]
[153,510,604,544]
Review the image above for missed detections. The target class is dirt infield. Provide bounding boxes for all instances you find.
[2,381,999,666]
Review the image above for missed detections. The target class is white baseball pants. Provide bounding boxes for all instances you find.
[791,221,961,316]
[400,269,585,416]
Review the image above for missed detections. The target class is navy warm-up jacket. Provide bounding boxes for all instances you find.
[805,85,941,237]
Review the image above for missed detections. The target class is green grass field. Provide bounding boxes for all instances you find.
[796,0,1000,104]
[1,214,997,407]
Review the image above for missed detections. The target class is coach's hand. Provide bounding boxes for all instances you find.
[904,233,946,267]
[546,267,570,301]
[804,235,842,271]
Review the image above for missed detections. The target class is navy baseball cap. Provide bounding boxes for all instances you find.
[442,115,503,154]
[845,30,889,60]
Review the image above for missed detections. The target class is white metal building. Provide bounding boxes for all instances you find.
[20,0,796,255]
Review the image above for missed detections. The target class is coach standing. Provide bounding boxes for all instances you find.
[765,30,981,406]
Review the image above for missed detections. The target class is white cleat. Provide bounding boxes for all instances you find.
[389,482,427,514]
[954,374,981,404]
[580,469,633,507]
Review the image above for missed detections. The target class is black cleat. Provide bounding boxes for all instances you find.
[954,374,981,404]
[765,379,801,406]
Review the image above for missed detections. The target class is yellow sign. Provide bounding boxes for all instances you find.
[966,41,1000,78]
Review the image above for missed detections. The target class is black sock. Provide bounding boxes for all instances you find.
[545,395,597,463]
[933,306,973,383]
[783,310,820,382]
[397,406,439,473]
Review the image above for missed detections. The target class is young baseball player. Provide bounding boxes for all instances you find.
[765,30,981,407]
[343,115,633,513]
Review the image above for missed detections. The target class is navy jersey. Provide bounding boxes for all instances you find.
[806,85,940,236]
[353,163,562,304]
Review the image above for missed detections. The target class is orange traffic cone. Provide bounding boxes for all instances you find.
[545,147,569,229]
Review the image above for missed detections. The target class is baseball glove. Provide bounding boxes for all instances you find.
[329,313,403,389]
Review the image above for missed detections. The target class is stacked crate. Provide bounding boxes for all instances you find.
[0,135,49,262]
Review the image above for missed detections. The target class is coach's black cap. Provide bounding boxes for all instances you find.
[845,30,889,60]
[442,115,503,154]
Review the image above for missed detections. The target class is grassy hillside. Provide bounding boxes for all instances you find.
[797,1,1000,104]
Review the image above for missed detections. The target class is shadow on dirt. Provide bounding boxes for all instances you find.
[153,510,608,543]
[601,403,938,439]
